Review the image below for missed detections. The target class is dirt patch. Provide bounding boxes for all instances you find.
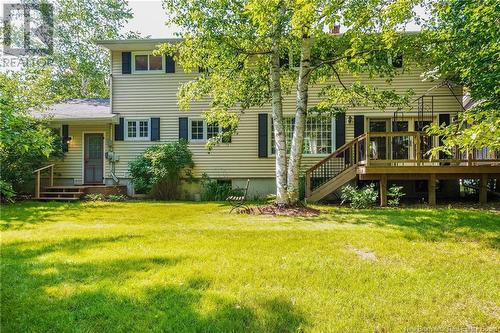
[347,245,377,261]
[240,204,320,217]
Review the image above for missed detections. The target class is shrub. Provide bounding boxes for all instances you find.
[387,185,405,206]
[200,174,233,201]
[106,194,127,202]
[341,183,378,209]
[84,193,106,201]
[0,180,16,203]
[129,141,194,200]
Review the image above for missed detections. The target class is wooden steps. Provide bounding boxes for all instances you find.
[307,165,358,202]
[35,186,86,201]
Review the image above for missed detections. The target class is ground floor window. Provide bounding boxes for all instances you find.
[271,116,334,155]
[125,119,150,140]
[189,119,221,142]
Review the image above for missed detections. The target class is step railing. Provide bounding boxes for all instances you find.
[305,134,366,198]
[32,164,55,199]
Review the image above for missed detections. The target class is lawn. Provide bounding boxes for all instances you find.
[1,201,499,332]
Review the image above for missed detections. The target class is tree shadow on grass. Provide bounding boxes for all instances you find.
[0,201,106,230]
[309,208,500,248]
[1,236,307,333]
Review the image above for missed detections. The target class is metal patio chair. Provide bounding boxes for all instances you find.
[226,179,250,213]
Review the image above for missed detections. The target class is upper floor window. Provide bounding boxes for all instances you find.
[271,116,334,155]
[132,52,164,73]
[125,118,150,140]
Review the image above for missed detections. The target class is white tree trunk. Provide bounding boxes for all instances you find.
[270,43,288,206]
[287,35,312,204]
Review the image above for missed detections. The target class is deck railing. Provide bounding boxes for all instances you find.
[305,132,499,197]
[32,164,55,199]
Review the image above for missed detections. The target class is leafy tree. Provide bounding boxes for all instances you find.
[162,0,419,206]
[423,0,500,153]
[0,72,62,198]
[25,0,139,99]
[129,141,194,200]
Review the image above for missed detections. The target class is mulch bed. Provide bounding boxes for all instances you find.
[239,204,321,216]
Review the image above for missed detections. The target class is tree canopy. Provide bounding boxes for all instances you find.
[423,0,499,153]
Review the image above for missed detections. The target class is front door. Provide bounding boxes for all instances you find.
[84,133,104,184]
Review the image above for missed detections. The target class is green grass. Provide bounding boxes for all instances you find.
[1,201,499,332]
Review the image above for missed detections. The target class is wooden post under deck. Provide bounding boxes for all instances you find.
[35,171,40,199]
[479,173,488,204]
[380,175,387,207]
[428,174,436,206]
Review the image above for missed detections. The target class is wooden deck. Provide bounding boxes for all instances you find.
[305,131,500,205]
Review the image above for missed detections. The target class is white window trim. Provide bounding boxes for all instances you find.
[131,51,165,74]
[188,118,221,143]
[124,117,151,141]
[268,115,336,157]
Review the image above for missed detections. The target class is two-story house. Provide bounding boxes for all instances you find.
[33,38,499,204]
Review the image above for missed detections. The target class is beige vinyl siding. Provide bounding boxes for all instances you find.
[110,50,462,179]
[52,124,111,184]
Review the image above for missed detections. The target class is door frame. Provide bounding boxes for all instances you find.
[82,131,106,184]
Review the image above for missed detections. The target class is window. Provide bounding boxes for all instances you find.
[132,52,164,73]
[189,119,222,142]
[207,123,220,139]
[125,119,150,140]
[271,116,334,155]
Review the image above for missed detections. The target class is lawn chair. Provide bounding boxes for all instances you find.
[226,179,250,213]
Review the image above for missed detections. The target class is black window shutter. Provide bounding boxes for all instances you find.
[115,117,124,141]
[179,117,188,140]
[258,114,268,158]
[151,118,160,141]
[122,52,131,74]
[335,113,345,150]
[166,55,175,73]
[354,115,365,137]
[62,124,69,152]
[222,126,232,143]
[438,114,451,159]
[439,113,450,126]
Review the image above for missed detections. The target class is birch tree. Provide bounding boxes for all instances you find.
[163,0,422,206]
[161,0,293,206]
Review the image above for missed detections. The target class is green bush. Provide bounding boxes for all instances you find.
[387,185,405,206]
[341,183,378,209]
[129,141,194,200]
[200,174,233,201]
[0,180,16,203]
[84,193,106,201]
[106,194,127,202]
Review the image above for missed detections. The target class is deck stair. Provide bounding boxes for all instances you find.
[305,135,366,202]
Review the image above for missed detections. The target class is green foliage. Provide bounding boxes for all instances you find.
[106,194,127,202]
[387,185,405,206]
[422,0,500,153]
[84,193,127,202]
[24,0,139,99]
[129,141,194,200]
[84,193,106,201]
[0,73,62,196]
[341,184,379,209]
[0,180,16,203]
[200,174,233,201]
